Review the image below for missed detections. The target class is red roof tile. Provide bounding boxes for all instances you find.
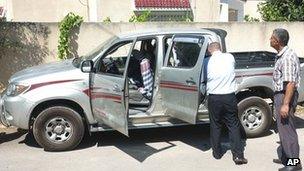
[135,0,191,9]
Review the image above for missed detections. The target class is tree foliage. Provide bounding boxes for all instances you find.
[258,0,304,21]
[244,15,260,22]
[58,12,83,60]
[129,11,151,22]
[103,17,112,23]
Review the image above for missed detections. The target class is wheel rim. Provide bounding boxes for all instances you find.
[241,106,263,130]
[45,117,73,143]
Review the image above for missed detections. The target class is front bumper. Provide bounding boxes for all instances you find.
[0,93,10,127]
[0,93,34,129]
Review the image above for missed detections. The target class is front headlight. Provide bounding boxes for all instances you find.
[6,83,29,96]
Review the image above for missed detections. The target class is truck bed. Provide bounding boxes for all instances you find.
[232,51,304,69]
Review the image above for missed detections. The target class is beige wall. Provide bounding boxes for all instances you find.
[244,0,265,20]
[5,0,239,22]
[192,0,220,22]
[75,22,304,57]
[10,0,89,22]
[1,22,304,88]
[98,0,134,22]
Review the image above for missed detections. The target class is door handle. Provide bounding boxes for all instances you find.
[186,79,196,85]
[113,84,122,92]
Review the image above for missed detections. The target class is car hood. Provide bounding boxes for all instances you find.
[10,59,77,83]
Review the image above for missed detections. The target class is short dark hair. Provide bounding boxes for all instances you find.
[273,28,289,46]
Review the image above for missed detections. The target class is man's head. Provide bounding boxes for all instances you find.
[208,42,221,55]
[142,40,154,52]
[270,28,289,51]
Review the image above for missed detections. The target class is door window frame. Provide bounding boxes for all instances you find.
[94,38,136,78]
[164,34,205,70]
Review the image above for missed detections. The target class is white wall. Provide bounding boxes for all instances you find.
[0,0,12,21]
[244,0,265,20]
[2,22,304,87]
[3,0,257,22]
[10,0,89,22]
[98,0,134,22]
[220,3,228,22]
[220,0,245,21]
[191,0,220,22]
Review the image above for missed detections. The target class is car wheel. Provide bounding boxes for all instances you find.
[237,96,272,138]
[33,106,84,151]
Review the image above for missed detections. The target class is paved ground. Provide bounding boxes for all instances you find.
[0,112,304,171]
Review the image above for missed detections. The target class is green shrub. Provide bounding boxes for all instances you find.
[58,12,83,60]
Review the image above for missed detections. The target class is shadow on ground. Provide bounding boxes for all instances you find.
[295,115,304,129]
[17,124,215,161]
[78,124,247,162]
[84,125,213,162]
[0,128,27,144]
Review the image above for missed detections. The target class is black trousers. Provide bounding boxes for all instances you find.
[208,93,244,158]
[274,91,299,165]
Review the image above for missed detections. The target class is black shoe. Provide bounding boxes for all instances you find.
[278,164,302,171]
[212,151,223,159]
[233,157,248,165]
[273,159,283,164]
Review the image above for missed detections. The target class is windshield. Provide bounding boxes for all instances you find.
[84,36,118,60]
[72,36,118,68]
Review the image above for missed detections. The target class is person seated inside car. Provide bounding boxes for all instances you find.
[129,49,153,100]
[141,40,156,70]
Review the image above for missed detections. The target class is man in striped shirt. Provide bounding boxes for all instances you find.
[138,57,153,99]
[131,48,154,100]
[270,28,302,171]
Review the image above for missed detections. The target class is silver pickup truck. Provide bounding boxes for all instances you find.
[1,28,304,151]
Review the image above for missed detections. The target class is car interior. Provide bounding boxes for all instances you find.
[127,38,157,114]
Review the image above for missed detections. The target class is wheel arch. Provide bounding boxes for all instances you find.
[236,86,274,103]
[29,99,88,129]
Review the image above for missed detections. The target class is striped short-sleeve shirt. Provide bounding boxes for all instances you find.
[273,46,301,92]
[139,58,153,97]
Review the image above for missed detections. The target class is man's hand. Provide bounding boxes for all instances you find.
[280,82,296,119]
[280,104,289,118]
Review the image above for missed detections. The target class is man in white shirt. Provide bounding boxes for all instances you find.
[206,42,247,165]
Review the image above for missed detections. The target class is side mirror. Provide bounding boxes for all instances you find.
[80,60,94,73]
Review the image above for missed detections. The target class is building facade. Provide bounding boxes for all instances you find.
[0,0,263,22]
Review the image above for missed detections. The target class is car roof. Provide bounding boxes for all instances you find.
[117,28,218,39]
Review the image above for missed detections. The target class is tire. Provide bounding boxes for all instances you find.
[237,96,272,138]
[33,106,85,151]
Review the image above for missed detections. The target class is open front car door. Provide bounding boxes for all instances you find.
[90,39,135,136]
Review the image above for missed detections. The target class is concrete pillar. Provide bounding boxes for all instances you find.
[193,0,220,22]
[88,0,98,22]
[2,0,13,21]
[220,3,228,22]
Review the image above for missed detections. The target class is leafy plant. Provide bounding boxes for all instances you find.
[244,15,260,22]
[181,14,193,22]
[129,11,151,22]
[258,0,304,21]
[58,12,83,60]
[103,17,112,23]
